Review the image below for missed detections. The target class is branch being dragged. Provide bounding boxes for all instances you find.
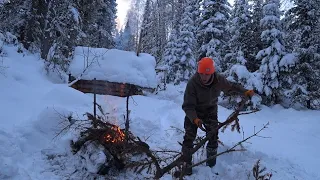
[190,122,269,168]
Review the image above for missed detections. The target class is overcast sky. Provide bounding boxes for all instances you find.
[116,0,131,30]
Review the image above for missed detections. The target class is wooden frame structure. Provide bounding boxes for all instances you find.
[69,74,155,97]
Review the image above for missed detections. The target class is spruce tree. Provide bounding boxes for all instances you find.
[196,0,232,72]
[224,0,251,70]
[0,0,32,48]
[246,0,264,72]
[75,0,117,48]
[283,0,320,109]
[140,0,157,56]
[162,29,179,83]
[257,0,288,105]
[119,20,135,51]
[168,0,197,84]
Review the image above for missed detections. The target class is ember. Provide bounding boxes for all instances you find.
[104,126,125,143]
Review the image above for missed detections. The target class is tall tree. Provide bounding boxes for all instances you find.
[75,0,117,48]
[167,0,197,84]
[224,0,251,70]
[246,0,264,72]
[196,0,232,72]
[172,0,186,32]
[282,0,320,109]
[256,0,288,105]
[154,0,168,61]
[0,0,32,48]
[126,0,145,48]
[162,29,179,81]
[116,19,135,51]
[139,0,157,55]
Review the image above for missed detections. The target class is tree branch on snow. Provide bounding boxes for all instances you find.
[50,107,89,139]
[191,123,269,169]
[252,159,273,180]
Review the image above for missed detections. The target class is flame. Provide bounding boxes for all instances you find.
[104,126,126,143]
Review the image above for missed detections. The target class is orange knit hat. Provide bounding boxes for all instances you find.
[197,57,215,74]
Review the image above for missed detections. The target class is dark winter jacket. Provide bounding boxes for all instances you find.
[182,72,248,123]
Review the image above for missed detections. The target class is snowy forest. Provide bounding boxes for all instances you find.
[1,0,320,179]
[0,0,319,110]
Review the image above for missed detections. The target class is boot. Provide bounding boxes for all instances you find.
[185,162,193,175]
[206,147,217,167]
[181,146,193,175]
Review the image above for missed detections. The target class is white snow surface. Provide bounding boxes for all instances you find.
[68,46,157,88]
[1,40,320,180]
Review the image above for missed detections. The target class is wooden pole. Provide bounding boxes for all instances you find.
[125,85,131,140]
[164,70,167,91]
[93,78,97,128]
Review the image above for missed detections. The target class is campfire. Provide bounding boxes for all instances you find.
[103,125,126,143]
[70,112,145,175]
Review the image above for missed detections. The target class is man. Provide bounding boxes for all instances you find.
[181,57,254,175]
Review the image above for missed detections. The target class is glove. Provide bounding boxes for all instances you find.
[193,118,206,132]
[244,90,254,97]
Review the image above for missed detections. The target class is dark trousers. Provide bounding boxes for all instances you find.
[181,115,219,166]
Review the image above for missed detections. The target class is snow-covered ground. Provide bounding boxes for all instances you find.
[1,40,320,180]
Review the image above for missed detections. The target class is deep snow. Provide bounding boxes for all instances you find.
[68,46,157,88]
[1,39,320,180]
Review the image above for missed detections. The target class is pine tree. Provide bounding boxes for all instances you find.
[126,0,145,48]
[162,29,179,83]
[154,0,168,62]
[172,0,186,32]
[75,0,117,48]
[44,0,83,71]
[196,0,232,72]
[118,19,135,51]
[282,0,320,109]
[223,0,264,109]
[167,0,197,84]
[224,0,251,70]
[140,0,156,55]
[0,0,32,48]
[257,0,288,105]
[246,0,264,72]
[97,0,117,48]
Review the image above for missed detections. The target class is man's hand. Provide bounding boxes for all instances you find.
[244,90,254,97]
[194,118,206,132]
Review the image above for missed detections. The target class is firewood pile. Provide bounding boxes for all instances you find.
[69,112,152,175]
